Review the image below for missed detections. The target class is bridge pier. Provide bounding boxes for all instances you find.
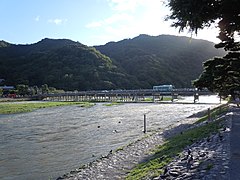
[171,93,178,102]
[194,93,199,103]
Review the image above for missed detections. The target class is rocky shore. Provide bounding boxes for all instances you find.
[155,117,230,180]
[58,105,231,180]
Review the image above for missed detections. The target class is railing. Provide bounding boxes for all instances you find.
[37,88,213,98]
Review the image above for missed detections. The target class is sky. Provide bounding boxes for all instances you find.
[0,0,221,46]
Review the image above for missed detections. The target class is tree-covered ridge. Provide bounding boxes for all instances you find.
[0,38,134,90]
[95,34,225,88]
[0,35,225,90]
[0,41,11,48]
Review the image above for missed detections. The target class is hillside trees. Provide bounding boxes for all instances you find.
[166,0,240,97]
[0,36,224,90]
[0,40,131,91]
[95,35,224,88]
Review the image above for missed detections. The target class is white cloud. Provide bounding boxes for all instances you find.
[86,0,219,45]
[86,13,133,29]
[106,13,133,24]
[86,21,102,28]
[48,18,68,25]
[108,0,138,12]
[85,0,169,45]
[103,0,168,35]
[86,0,146,29]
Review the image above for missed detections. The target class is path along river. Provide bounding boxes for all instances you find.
[0,96,221,180]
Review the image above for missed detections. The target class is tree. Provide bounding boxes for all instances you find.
[33,86,39,95]
[166,0,240,51]
[16,84,29,96]
[41,84,49,94]
[166,0,240,97]
[0,88,3,96]
[193,52,240,98]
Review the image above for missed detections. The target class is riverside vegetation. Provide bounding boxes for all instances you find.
[0,101,94,114]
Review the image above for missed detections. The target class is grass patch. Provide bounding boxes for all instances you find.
[126,118,224,180]
[159,97,172,101]
[142,97,174,102]
[115,146,124,152]
[148,96,173,102]
[143,98,153,101]
[195,104,228,124]
[0,101,95,114]
[103,102,123,106]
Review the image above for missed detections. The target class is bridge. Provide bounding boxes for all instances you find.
[38,88,215,103]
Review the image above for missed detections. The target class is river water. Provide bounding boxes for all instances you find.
[0,96,221,180]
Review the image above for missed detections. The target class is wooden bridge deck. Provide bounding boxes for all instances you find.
[37,89,215,102]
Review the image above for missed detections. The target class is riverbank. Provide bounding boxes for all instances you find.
[0,101,95,114]
[1,102,219,179]
[58,104,229,180]
[0,97,33,102]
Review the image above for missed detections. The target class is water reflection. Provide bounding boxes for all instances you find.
[0,96,221,179]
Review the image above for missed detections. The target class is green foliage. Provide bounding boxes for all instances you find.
[41,84,49,94]
[0,36,224,90]
[194,104,228,124]
[0,101,94,114]
[16,84,29,95]
[166,0,240,51]
[143,97,153,102]
[166,0,240,95]
[96,35,224,88]
[161,97,172,101]
[0,38,134,91]
[14,84,62,96]
[166,0,220,33]
[103,102,123,106]
[193,52,240,98]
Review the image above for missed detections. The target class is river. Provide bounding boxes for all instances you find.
[0,96,221,179]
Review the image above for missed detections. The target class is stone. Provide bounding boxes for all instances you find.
[169,170,180,177]
[192,162,200,166]
[182,172,192,176]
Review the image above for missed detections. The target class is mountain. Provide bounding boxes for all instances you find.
[95,34,225,88]
[0,35,225,90]
[0,38,136,90]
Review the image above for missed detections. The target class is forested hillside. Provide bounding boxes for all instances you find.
[0,39,136,90]
[95,34,225,88]
[0,35,225,90]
